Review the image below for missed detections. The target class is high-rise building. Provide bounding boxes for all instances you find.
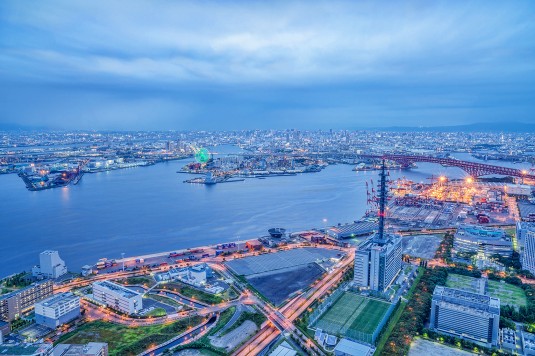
[92,281,142,315]
[354,160,403,292]
[520,222,535,274]
[32,251,68,279]
[0,280,54,322]
[354,236,403,292]
[35,292,80,329]
[430,286,500,346]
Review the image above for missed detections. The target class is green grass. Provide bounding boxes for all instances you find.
[146,308,167,317]
[170,307,238,355]
[447,273,527,308]
[487,280,527,307]
[117,276,156,288]
[349,300,391,334]
[162,283,224,305]
[445,274,480,293]
[147,294,191,310]
[56,317,204,356]
[314,292,391,336]
[209,307,236,335]
[220,311,266,336]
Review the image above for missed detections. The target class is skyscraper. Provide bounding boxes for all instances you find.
[354,160,402,292]
[520,222,535,274]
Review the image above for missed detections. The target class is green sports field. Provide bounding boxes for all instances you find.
[314,292,391,336]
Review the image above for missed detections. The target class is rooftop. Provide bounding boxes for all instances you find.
[0,280,52,301]
[433,286,500,309]
[0,343,52,355]
[93,280,140,299]
[334,339,373,356]
[36,292,78,308]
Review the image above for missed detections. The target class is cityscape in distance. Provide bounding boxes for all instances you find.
[1,1,535,356]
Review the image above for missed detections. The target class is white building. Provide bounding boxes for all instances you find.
[53,342,108,356]
[334,339,373,356]
[32,251,68,279]
[354,234,402,292]
[35,292,80,329]
[92,281,142,315]
[520,223,535,274]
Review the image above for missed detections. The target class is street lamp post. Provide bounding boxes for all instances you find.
[121,252,125,272]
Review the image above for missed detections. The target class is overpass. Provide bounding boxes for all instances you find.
[360,154,535,180]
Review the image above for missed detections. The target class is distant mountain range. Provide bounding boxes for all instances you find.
[1,121,534,132]
[0,122,51,131]
[377,122,535,133]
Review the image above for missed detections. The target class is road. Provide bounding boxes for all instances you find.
[233,249,355,355]
[51,242,351,355]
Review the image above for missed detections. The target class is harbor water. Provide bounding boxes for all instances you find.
[0,146,530,277]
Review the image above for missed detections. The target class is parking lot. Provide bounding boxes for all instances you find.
[246,263,324,305]
[225,247,342,276]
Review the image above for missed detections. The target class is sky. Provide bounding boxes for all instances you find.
[0,1,534,130]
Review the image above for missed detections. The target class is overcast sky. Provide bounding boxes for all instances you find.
[1,1,534,130]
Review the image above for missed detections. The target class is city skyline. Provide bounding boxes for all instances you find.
[1,1,535,130]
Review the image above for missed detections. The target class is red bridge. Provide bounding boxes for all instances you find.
[361,154,535,180]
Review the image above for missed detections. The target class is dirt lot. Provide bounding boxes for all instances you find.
[246,263,324,305]
[409,338,474,356]
[402,234,443,259]
[209,320,258,351]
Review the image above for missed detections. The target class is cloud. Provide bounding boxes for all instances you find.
[0,0,534,129]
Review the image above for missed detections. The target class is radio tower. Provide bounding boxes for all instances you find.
[375,159,388,245]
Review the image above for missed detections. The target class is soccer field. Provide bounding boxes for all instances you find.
[315,292,391,336]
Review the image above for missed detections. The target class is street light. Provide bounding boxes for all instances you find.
[121,252,125,272]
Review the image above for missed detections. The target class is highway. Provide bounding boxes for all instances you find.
[233,249,354,355]
[51,242,350,355]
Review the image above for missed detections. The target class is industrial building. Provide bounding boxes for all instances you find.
[32,250,68,279]
[453,225,512,257]
[53,342,108,356]
[326,221,378,239]
[520,222,535,275]
[92,281,142,315]
[34,292,80,329]
[0,280,54,321]
[429,286,500,346]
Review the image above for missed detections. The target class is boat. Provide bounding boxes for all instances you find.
[268,228,286,238]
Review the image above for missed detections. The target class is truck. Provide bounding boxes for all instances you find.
[96,258,108,269]
[477,213,490,224]
[169,252,180,258]
[135,258,145,264]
